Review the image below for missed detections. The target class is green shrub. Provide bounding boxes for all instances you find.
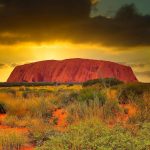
[103,100,122,119]
[77,88,94,102]
[0,88,16,97]
[83,78,123,87]
[136,122,150,149]
[22,89,52,99]
[36,120,109,150]
[109,126,136,149]
[77,88,107,106]
[118,83,150,104]
[37,120,150,150]
[0,82,57,87]
[58,91,79,107]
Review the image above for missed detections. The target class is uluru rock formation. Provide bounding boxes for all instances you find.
[7,58,138,83]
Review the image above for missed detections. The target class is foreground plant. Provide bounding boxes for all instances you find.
[36,120,150,150]
[0,129,28,150]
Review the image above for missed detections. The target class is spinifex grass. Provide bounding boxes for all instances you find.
[0,128,28,150]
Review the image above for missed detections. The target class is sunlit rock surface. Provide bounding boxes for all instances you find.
[7,58,138,83]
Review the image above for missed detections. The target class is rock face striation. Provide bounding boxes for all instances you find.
[7,58,138,83]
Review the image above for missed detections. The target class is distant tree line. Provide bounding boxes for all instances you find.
[0,82,80,87]
[0,78,124,87]
[83,78,124,87]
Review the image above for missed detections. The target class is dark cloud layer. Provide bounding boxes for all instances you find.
[0,1,150,47]
[0,0,91,22]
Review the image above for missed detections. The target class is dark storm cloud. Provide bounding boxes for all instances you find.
[0,0,91,44]
[0,2,150,47]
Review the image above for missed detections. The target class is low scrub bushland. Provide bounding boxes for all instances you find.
[0,82,150,149]
[37,120,150,150]
[77,88,106,106]
[103,100,122,119]
[28,118,52,146]
[66,88,123,123]
[128,92,150,123]
[118,83,150,104]
[0,128,28,150]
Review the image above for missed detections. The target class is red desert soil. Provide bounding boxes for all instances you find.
[50,108,68,129]
[7,58,138,83]
[0,114,6,123]
[0,114,28,133]
[0,104,137,148]
[0,114,34,150]
[121,104,137,117]
[21,146,34,150]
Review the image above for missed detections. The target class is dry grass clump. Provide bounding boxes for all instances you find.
[0,128,28,150]
[28,118,52,146]
[1,115,53,147]
[2,115,33,128]
[0,97,54,118]
[66,101,104,124]
[128,91,150,123]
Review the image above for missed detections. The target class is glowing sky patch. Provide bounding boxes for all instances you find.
[0,42,150,82]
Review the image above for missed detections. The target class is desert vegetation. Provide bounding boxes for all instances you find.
[0,79,150,149]
[0,129,28,150]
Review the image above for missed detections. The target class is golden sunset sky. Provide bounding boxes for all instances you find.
[0,42,150,82]
[0,0,150,82]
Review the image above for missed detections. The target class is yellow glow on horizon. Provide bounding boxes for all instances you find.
[0,41,118,63]
[0,41,121,68]
[0,41,117,82]
[0,41,150,82]
[0,65,14,82]
[0,41,117,51]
